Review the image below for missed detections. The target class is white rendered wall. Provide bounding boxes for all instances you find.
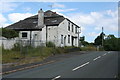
[19,30,45,47]
[57,19,79,47]
[47,26,58,46]
[18,19,79,47]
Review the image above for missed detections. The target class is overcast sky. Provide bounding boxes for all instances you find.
[0,2,118,42]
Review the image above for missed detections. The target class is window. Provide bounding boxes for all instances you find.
[61,35,63,44]
[22,32,27,38]
[68,35,70,43]
[75,26,77,34]
[72,24,74,32]
[68,22,70,31]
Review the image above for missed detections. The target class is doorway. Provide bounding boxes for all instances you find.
[71,36,74,46]
[64,36,66,46]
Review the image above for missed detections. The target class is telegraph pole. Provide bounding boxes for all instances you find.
[102,27,104,47]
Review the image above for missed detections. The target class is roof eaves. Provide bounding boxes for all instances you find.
[65,18,80,28]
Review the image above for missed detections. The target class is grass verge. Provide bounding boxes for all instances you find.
[2,46,80,66]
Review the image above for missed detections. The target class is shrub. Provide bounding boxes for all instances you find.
[12,43,21,51]
[80,45,96,51]
[46,41,55,47]
[2,28,19,39]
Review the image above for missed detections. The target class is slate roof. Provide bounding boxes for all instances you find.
[6,10,79,31]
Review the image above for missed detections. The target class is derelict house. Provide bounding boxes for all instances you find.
[6,9,80,47]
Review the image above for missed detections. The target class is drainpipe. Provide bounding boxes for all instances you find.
[78,27,81,47]
[30,31,32,46]
[46,26,48,44]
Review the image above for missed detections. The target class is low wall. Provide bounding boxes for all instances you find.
[0,38,19,50]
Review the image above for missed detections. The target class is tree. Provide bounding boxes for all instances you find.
[80,36,85,42]
[94,32,105,46]
[1,28,19,39]
[104,35,119,51]
[80,36,89,46]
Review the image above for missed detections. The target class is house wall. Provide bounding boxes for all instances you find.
[47,26,58,46]
[0,37,19,49]
[41,25,46,43]
[46,19,79,47]
[19,31,41,41]
[57,19,79,47]
[19,27,46,47]
[18,19,79,47]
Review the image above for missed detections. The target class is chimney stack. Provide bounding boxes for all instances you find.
[38,8,44,28]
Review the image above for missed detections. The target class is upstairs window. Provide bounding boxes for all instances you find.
[68,22,70,31]
[22,32,27,38]
[75,26,77,34]
[72,24,74,32]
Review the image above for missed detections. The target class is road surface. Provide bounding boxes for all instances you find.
[3,51,118,79]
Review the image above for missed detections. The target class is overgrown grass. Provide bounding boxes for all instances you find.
[2,43,100,65]
[2,45,80,64]
[2,49,22,63]
[80,45,97,51]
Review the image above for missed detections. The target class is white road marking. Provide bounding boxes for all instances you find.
[103,53,107,56]
[72,62,89,71]
[93,56,101,61]
[52,75,61,80]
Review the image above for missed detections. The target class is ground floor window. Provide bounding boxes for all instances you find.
[22,32,27,38]
[68,35,70,43]
[61,35,63,44]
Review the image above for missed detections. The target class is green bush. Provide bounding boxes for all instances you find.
[1,28,19,39]
[12,43,21,51]
[46,41,55,47]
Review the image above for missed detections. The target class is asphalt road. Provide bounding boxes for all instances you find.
[3,51,118,79]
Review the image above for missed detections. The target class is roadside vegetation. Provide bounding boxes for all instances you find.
[2,28,119,66]
[80,45,96,51]
[80,33,120,51]
[94,33,120,51]
[1,28,19,38]
[2,42,80,65]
